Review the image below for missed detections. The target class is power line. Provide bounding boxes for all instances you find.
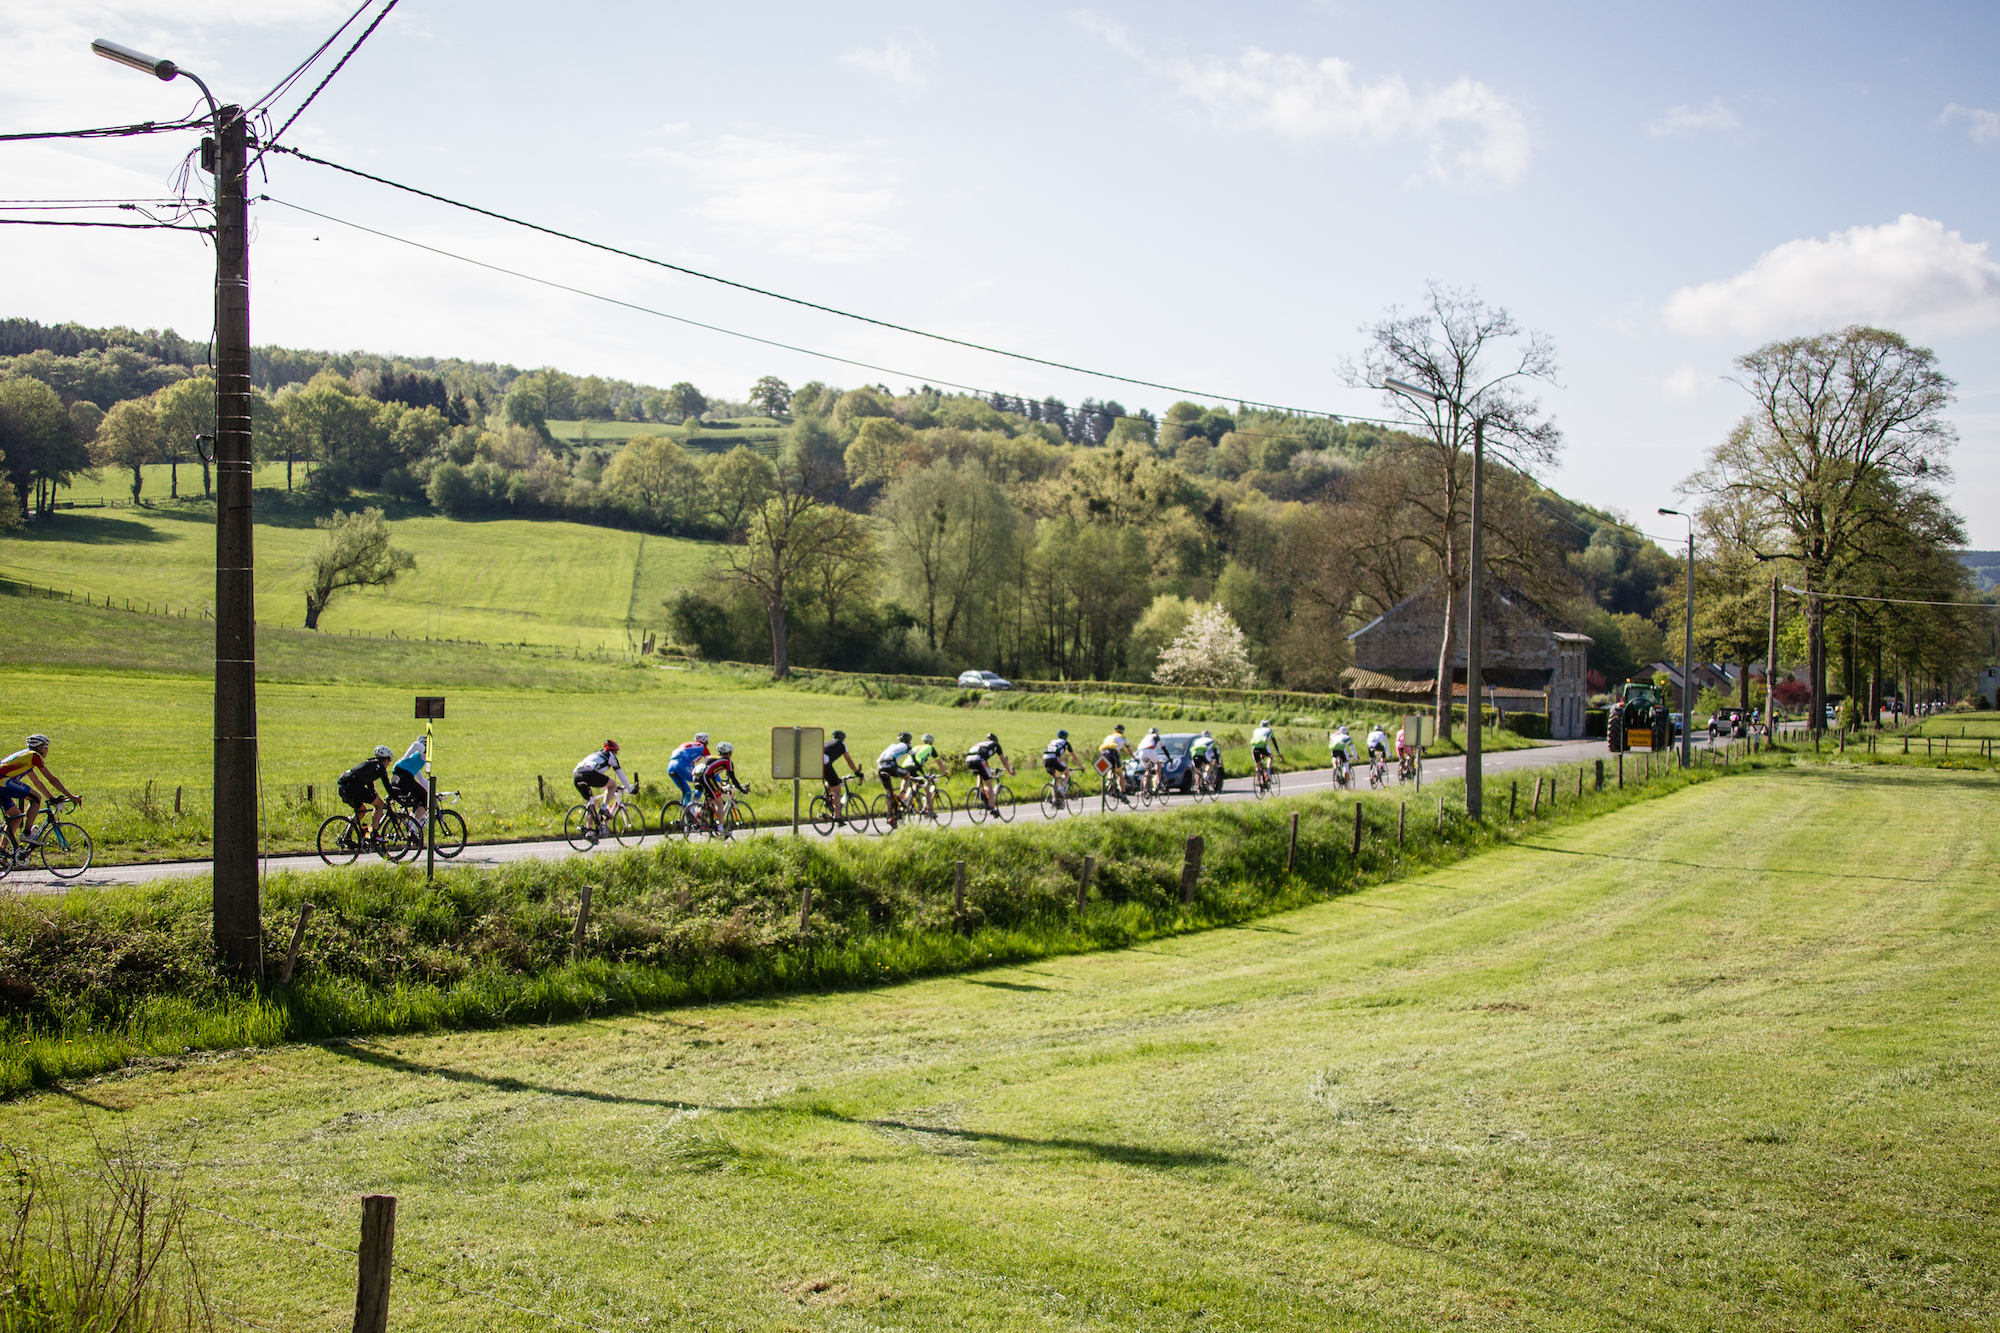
[252,0,377,112]
[0,115,207,142]
[264,0,399,152]
[267,144,1356,418]
[0,217,210,232]
[1783,584,1998,610]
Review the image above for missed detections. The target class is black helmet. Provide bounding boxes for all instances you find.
[1057,728,1068,739]
[831,729,846,741]
[898,731,912,743]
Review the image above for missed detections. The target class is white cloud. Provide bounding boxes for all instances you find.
[1663,215,2000,339]
[666,133,903,264]
[1661,365,1712,398]
[1645,98,1741,138]
[839,38,928,95]
[1940,102,2000,143]
[1070,14,1529,189]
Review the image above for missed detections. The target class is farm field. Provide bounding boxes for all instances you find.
[9,765,1995,1330]
[0,504,716,650]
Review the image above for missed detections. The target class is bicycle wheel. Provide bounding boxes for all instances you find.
[610,804,644,847]
[38,822,92,878]
[1253,772,1270,800]
[660,799,686,836]
[316,815,359,865]
[870,792,896,831]
[1041,783,1062,820]
[992,785,1015,823]
[723,802,754,840]
[678,802,701,840]
[432,808,468,859]
[563,805,600,852]
[808,794,835,836]
[382,814,424,862]
[924,789,953,826]
[1269,771,1284,797]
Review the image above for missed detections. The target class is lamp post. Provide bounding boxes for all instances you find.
[1659,508,1695,768]
[1385,376,1485,820]
[94,38,261,979]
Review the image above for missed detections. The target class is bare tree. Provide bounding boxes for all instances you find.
[1687,326,1955,732]
[717,423,865,678]
[1344,284,1561,739]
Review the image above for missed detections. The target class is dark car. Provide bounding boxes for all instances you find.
[1157,732,1211,792]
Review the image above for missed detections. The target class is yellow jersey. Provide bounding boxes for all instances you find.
[0,749,40,780]
[1099,732,1129,754]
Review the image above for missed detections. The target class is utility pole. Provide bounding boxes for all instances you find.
[1765,575,1779,738]
[1679,524,1695,768]
[213,104,261,979]
[1463,418,1485,819]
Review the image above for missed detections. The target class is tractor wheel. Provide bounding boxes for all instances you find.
[1607,717,1625,752]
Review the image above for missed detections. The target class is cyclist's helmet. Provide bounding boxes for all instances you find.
[921,733,935,744]
[24,734,48,749]
[986,732,998,743]
[832,729,846,741]
[1057,728,1068,739]
[373,745,393,759]
[1114,724,1125,733]
[898,731,912,744]
[694,732,709,743]
[411,734,427,750]
[604,739,620,753]
[1202,729,1213,737]
[717,741,734,755]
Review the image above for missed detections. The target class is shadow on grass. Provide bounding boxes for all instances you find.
[960,979,1052,992]
[1510,842,1941,884]
[324,1041,1227,1170]
[10,513,176,545]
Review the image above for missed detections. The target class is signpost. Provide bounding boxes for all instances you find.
[415,697,445,879]
[770,726,824,837]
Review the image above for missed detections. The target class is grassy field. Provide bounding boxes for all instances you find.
[1,503,716,650]
[1908,714,2000,738]
[6,764,1993,1330]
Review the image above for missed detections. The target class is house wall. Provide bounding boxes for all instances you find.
[1551,640,1590,739]
[1351,585,1563,679]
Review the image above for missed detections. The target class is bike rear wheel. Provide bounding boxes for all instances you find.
[382,813,424,862]
[964,788,988,824]
[38,822,92,878]
[316,815,360,865]
[431,808,469,858]
[808,794,835,836]
[870,792,898,831]
[563,805,601,852]
[1042,783,1063,820]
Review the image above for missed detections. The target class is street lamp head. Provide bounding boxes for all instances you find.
[93,38,178,81]
[1382,376,1440,404]
[1657,507,1681,517]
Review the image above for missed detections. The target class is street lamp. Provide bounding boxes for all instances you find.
[95,36,261,980]
[1384,376,1488,820]
[1659,508,1695,769]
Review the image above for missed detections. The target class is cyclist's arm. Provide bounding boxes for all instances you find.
[29,760,73,801]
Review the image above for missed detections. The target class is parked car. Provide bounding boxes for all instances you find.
[1669,712,1686,737]
[956,670,1013,691]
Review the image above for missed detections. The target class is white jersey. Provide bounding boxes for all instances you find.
[1367,729,1389,751]
[1250,725,1274,747]
[877,742,911,770]
[1137,736,1166,762]
[574,750,625,781]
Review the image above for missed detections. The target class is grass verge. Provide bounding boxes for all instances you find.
[0,748,1742,1096]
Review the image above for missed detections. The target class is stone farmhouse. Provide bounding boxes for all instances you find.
[1341,582,1594,740]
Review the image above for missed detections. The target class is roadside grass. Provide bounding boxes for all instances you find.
[1,503,716,650]
[0,752,1736,1095]
[5,764,1994,1331]
[1906,714,2000,738]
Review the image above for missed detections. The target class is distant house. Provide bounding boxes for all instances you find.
[1648,661,1738,697]
[1342,583,1594,740]
[1977,665,1999,708]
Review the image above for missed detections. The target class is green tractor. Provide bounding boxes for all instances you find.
[1606,680,1672,753]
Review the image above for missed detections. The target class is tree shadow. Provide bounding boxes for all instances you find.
[13,513,175,545]
[960,979,1051,992]
[1511,842,1946,884]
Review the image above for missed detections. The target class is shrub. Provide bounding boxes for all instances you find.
[1501,712,1549,739]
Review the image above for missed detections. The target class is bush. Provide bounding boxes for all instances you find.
[1501,712,1549,739]
[1585,708,1607,738]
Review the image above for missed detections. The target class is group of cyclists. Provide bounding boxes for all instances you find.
[323,711,1433,849]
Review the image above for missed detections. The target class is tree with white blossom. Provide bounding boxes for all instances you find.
[1153,603,1258,690]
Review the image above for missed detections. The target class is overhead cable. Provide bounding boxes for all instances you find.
[267,144,1352,418]
[0,116,206,142]
[1783,584,1996,610]
[263,0,399,153]
[0,217,211,232]
[251,0,377,113]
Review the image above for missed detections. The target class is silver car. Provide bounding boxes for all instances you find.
[957,670,1013,691]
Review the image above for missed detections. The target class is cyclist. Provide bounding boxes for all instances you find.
[573,739,628,823]
[390,735,429,808]
[337,745,396,842]
[0,734,77,848]
[1366,722,1390,782]
[1250,719,1279,785]
[1188,729,1219,790]
[1098,725,1131,797]
[665,732,710,813]
[898,733,940,813]
[1327,724,1354,786]
[965,732,1013,812]
[822,729,860,820]
[1136,727,1167,796]
[877,732,914,824]
[697,741,748,825]
[1042,729,1075,798]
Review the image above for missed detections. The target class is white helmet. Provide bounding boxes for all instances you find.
[373,744,393,759]
[716,741,734,755]
[695,732,710,743]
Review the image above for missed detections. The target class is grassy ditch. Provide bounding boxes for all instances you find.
[0,751,1749,1096]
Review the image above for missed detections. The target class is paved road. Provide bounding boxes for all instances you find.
[5,738,1624,894]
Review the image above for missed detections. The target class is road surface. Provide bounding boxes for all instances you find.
[4,737,1635,893]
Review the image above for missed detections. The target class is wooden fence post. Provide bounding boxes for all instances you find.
[1435,797,1444,834]
[1079,855,1094,914]
[305,783,314,804]
[1351,802,1363,858]
[174,785,182,816]
[571,884,594,962]
[279,902,314,985]
[1577,766,1584,798]
[537,774,546,802]
[954,859,967,929]
[1398,801,1406,846]
[1285,812,1299,873]
[1508,781,1517,819]
[1594,759,1604,792]
[353,1195,396,1333]
[1618,753,1624,789]
[1181,836,1203,904]
[799,882,812,935]
[1532,776,1543,814]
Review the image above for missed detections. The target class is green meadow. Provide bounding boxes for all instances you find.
[6,765,1993,1330]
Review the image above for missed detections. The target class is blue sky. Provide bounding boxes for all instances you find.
[6,1,1998,544]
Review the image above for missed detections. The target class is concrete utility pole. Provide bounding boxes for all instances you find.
[1765,575,1779,736]
[213,105,261,979]
[1463,418,1485,818]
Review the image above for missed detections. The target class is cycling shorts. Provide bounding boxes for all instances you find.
[1251,744,1271,756]
[574,770,610,798]
[1368,742,1387,757]
[1043,754,1066,773]
[337,780,377,810]
[0,778,31,809]
[389,771,428,803]
[966,758,993,780]
[822,762,841,784]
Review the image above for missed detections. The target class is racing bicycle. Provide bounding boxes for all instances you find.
[1,795,91,878]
